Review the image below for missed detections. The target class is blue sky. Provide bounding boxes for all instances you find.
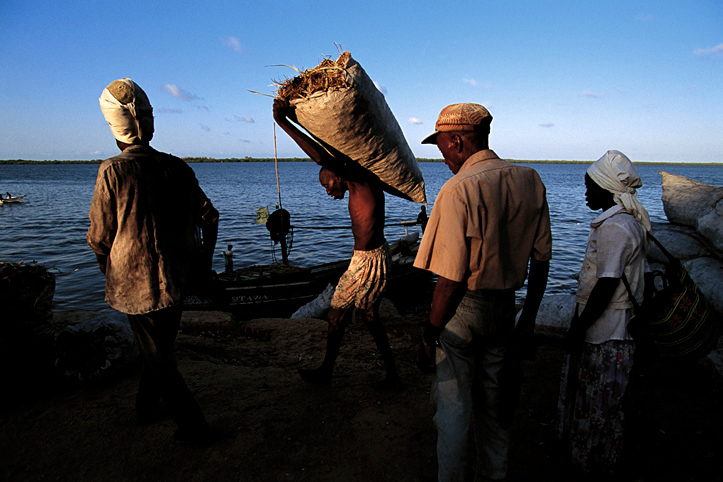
[1,0,721,162]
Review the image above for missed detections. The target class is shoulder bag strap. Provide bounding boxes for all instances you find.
[647,231,678,263]
[646,231,683,272]
[620,272,641,312]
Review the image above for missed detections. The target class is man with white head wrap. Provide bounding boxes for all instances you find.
[98,78,154,145]
[556,150,650,476]
[88,78,220,444]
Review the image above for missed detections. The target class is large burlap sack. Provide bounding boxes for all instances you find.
[661,171,723,228]
[280,51,426,203]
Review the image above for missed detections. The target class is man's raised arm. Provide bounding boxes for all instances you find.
[273,99,333,166]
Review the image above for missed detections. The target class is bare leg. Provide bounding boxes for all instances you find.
[299,307,350,385]
[362,302,403,390]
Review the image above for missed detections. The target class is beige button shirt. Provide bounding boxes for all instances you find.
[414,150,552,291]
[87,145,217,314]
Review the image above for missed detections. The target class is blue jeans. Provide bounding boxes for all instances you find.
[433,289,516,482]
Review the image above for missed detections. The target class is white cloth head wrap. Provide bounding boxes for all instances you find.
[99,78,154,144]
[587,150,651,232]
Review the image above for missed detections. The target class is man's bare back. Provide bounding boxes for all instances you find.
[347,179,385,251]
[317,167,385,251]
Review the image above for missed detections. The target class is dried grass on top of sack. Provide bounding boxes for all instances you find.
[275,52,350,102]
[273,51,427,203]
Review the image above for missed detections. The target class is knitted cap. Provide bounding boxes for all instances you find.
[421,103,492,144]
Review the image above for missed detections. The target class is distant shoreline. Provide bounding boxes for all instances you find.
[1,157,721,166]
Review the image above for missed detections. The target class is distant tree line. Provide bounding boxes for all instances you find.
[1,158,719,166]
[0,159,102,164]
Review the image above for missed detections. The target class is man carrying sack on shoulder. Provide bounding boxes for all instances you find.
[273,99,402,390]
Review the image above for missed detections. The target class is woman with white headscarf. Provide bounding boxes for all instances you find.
[556,150,650,477]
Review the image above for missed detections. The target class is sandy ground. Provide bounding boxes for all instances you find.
[1,299,722,482]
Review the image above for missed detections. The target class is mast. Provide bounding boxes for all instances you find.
[273,123,289,265]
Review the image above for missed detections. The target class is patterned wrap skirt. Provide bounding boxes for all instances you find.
[556,340,635,474]
[331,242,390,310]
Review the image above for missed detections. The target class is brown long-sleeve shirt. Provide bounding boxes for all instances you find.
[87,145,218,314]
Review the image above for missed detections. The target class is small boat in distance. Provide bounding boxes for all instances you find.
[0,194,26,205]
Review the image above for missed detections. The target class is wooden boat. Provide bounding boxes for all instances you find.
[183,233,432,319]
[0,194,26,205]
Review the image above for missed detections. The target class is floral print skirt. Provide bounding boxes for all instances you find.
[330,243,390,310]
[556,340,635,474]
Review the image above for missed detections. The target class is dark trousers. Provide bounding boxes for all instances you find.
[127,306,208,432]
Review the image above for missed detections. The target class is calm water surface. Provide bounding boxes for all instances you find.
[1,161,721,312]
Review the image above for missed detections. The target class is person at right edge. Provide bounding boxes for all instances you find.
[414,103,552,482]
[557,150,650,478]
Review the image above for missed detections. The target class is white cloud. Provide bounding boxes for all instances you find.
[224,36,243,53]
[374,81,387,95]
[162,84,200,101]
[581,90,603,98]
[227,115,255,123]
[200,124,211,133]
[539,122,555,128]
[156,107,183,114]
[694,44,723,58]
[463,78,491,88]
[635,13,654,22]
[408,118,423,125]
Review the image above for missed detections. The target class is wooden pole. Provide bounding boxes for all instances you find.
[273,123,289,265]
[273,123,283,210]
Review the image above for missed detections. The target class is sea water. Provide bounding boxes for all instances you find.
[1,161,721,312]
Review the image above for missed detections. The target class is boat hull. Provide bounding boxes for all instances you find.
[0,195,26,205]
[183,256,431,319]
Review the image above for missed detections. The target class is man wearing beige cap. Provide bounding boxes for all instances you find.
[414,103,552,481]
[88,78,219,444]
